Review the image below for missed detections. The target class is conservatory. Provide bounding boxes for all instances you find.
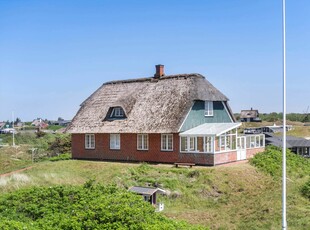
[179,123,265,164]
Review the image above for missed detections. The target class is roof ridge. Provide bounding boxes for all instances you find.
[103,73,204,85]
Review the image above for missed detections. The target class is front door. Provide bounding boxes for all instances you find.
[237,136,246,160]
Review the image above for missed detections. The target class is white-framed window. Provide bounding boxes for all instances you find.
[85,134,95,149]
[110,107,124,118]
[204,136,213,152]
[161,134,173,151]
[110,134,120,149]
[205,101,214,116]
[137,134,148,150]
[189,137,196,151]
[180,136,196,152]
[181,137,187,152]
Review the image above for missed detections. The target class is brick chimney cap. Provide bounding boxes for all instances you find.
[154,64,165,78]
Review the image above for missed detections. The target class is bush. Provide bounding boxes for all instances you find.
[0,183,206,229]
[49,153,71,161]
[301,179,310,199]
[48,134,71,156]
[249,146,310,177]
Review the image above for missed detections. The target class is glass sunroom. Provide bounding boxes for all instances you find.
[179,123,265,154]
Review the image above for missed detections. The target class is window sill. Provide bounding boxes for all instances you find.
[161,149,173,152]
[180,151,214,154]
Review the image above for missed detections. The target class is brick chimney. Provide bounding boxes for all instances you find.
[154,64,165,78]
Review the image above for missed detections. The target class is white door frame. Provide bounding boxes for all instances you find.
[237,136,246,160]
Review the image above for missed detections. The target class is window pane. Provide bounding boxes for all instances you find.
[137,134,148,150]
[246,136,250,148]
[161,135,166,150]
[205,136,213,152]
[189,137,195,151]
[138,135,142,149]
[144,135,148,149]
[205,101,214,116]
[168,135,173,150]
[110,134,120,149]
[181,137,187,151]
[255,136,260,147]
[85,134,95,149]
[162,134,173,151]
[260,134,264,147]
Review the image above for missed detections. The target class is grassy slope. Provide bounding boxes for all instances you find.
[0,146,33,174]
[1,160,309,229]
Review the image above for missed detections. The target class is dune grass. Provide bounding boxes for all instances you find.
[1,158,309,229]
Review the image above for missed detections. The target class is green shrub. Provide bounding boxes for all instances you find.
[49,153,71,161]
[301,179,310,199]
[0,183,206,229]
[48,134,71,156]
[249,146,310,177]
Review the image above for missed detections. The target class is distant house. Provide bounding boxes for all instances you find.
[31,119,49,129]
[67,65,265,166]
[129,186,166,211]
[240,108,261,122]
[265,133,310,157]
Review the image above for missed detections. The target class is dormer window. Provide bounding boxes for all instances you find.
[110,107,124,118]
[105,107,126,120]
[205,101,213,116]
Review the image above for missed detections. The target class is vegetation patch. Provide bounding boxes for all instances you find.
[0,182,205,230]
[301,179,310,199]
[249,146,310,177]
[48,153,71,162]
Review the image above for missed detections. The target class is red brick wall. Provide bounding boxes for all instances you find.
[71,134,264,166]
[246,147,265,158]
[72,133,179,163]
[72,133,215,165]
[214,151,237,165]
[178,152,214,165]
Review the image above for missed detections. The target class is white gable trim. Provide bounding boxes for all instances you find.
[222,101,234,123]
[177,102,194,133]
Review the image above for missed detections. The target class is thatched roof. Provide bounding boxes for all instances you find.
[240,109,259,119]
[67,74,233,134]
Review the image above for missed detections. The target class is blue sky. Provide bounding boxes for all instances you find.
[1,0,309,121]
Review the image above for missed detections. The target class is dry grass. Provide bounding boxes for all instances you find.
[287,125,310,138]
[0,145,33,174]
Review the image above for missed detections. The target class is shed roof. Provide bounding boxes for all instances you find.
[266,134,310,148]
[128,186,166,195]
[67,73,233,134]
[180,123,241,137]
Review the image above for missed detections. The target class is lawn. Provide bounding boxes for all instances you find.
[1,158,309,229]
